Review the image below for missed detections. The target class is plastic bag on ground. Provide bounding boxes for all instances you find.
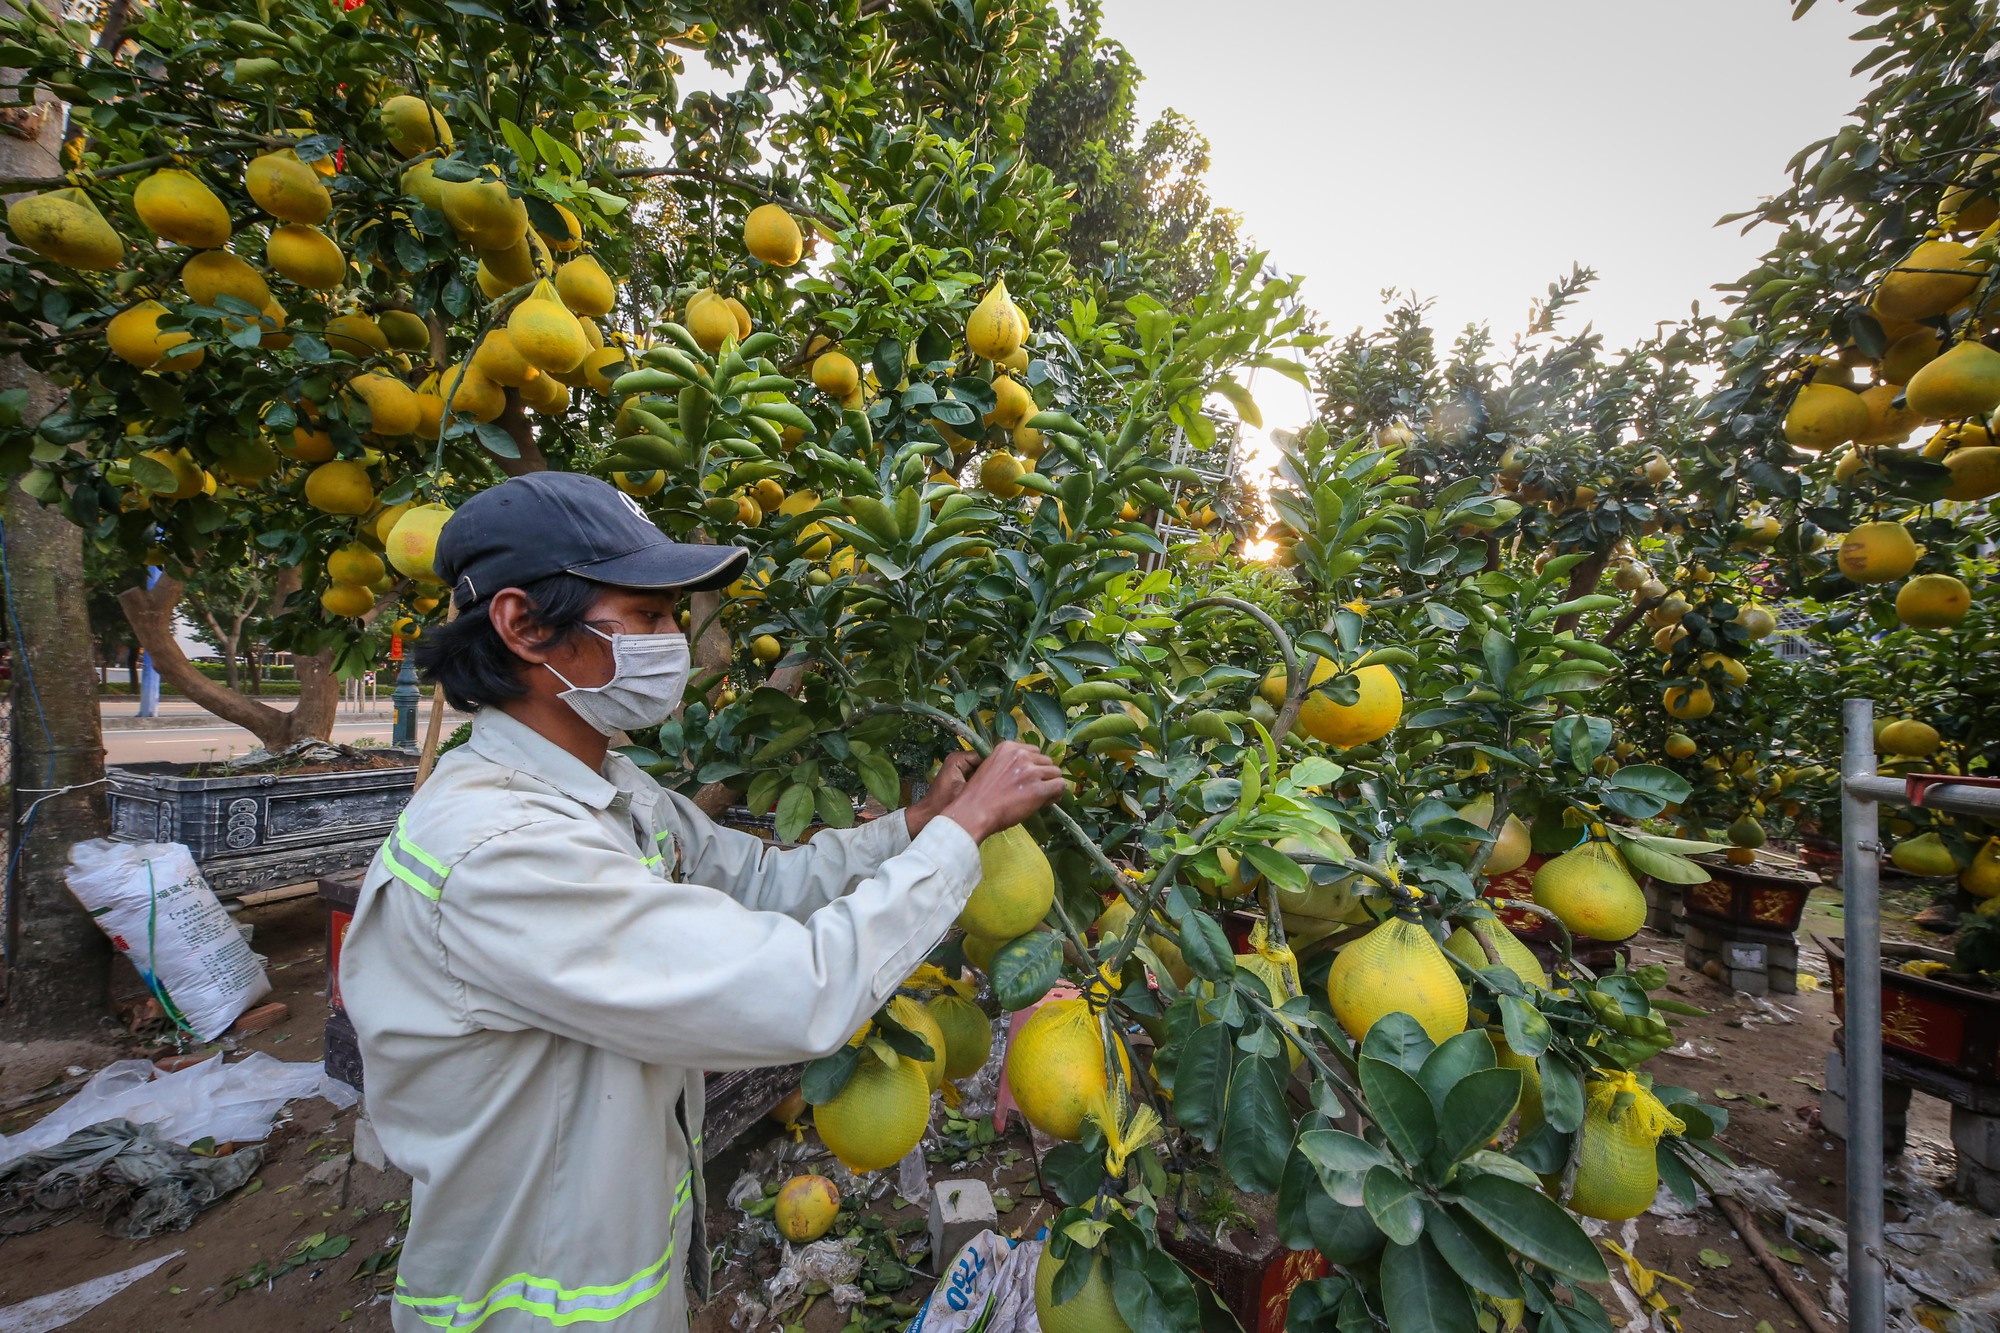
[0,1119,260,1238]
[764,1237,865,1317]
[0,1249,183,1333]
[0,1053,356,1169]
[903,1230,1038,1333]
[64,840,269,1040]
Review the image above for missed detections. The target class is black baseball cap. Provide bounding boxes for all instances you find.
[436,472,748,611]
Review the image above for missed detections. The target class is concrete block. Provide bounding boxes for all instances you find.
[1823,1047,1911,1154]
[1769,941,1799,972]
[1952,1105,2000,1170]
[1684,921,1721,952]
[1728,967,1770,996]
[929,1178,996,1264]
[353,1110,390,1172]
[1725,942,1769,971]
[1958,1157,2000,1214]
[1770,968,1798,995]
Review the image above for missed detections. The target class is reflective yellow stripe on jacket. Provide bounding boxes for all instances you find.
[395,1171,696,1330]
[382,813,451,900]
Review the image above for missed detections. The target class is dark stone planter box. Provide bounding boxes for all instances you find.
[1682,854,1818,934]
[1821,935,2000,1084]
[109,755,418,898]
[1160,1199,1326,1333]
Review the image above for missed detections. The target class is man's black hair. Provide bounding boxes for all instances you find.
[415,572,602,712]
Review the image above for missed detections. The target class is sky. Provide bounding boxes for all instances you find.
[1096,0,1873,437]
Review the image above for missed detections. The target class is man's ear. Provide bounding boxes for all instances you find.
[488,588,554,663]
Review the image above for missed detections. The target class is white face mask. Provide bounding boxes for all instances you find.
[545,626,690,737]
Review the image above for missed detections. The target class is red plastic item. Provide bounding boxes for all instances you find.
[1904,774,2000,809]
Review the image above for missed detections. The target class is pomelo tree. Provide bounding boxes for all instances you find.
[3,0,1756,1328]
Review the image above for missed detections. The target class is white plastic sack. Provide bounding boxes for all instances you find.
[905,1231,1041,1333]
[65,839,270,1040]
[0,1053,356,1169]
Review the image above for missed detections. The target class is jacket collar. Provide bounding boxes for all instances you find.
[467,708,621,811]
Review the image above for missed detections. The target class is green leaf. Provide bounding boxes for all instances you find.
[801,1046,859,1104]
[814,786,856,829]
[1363,1166,1425,1245]
[1433,1067,1524,1165]
[1222,1055,1290,1193]
[1172,1021,1234,1152]
[775,782,815,842]
[1450,1174,1608,1283]
[1176,910,1235,982]
[1697,1248,1732,1270]
[1617,840,1711,885]
[1379,1237,1477,1333]
[1298,1129,1394,1180]
[855,750,901,811]
[1361,1012,1436,1076]
[1499,995,1552,1057]
[1481,630,1517,691]
[1417,1030,1496,1108]
[1279,1144,1386,1264]
[1538,1053,1585,1133]
[1360,1057,1437,1163]
[1607,764,1692,802]
[1423,1202,1523,1300]
[990,931,1063,1011]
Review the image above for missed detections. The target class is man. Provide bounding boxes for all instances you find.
[341,472,1065,1333]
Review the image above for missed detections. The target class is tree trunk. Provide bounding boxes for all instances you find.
[0,55,111,1034]
[1552,540,1613,635]
[118,568,340,750]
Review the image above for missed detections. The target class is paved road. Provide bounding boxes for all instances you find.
[103,707,457,766]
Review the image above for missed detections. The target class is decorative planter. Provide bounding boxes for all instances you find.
[109,752,418,898]
[1820,935,2000,1083]
[1681,853,1818,933]
[1799,834,1841,880]
[1160,1205,1327,1333]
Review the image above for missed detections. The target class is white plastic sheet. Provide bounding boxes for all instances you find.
[0,1054,356,1169]
[905,1230,1040,1333]
[0,1250,183,1333]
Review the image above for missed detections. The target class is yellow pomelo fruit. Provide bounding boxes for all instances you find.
[813,1051,930,1173]
[479,236,538,286]
[1854,382,1921,446]
[926,993,992,1080]
[1651,624,1687,653]
[411,377,446,437]
[132,169,230,248]
[347,371,420,436]
[320,582,375,618]
[1005,997,1122,1141]
[1327,916,1467,1044]
[538,201,582,253]
[139,448,205,499]
[327,541,385,586]
[324,312,389,357]
[1531,841,1646,941]
[1444,918,1549,1017]
[440,168,527,249]
[1961,838,2000,899]
[1881,329,1945,385]
[1698,652,1749,686]
[578,318,605,351]
[987,375,1034,430]
[961,931,1002,974]
[1013,423,1047,459]
[958,825,1054,940]
[686,290,737,352]
[967,276,1025,361]
[1490,1031,1542,1133]
[1663,683,1713,720]
[108,301,197,370]
[753,478,786,512]
[1906,340,2000,420]
[1897,573,1972,628]
[1735,604,1777,639]
[554,255,615,318]
[979,452,1026,498]
[1003,345,1030,374]
[887,994,949,1092]
[1298,659,1403,748]
[184,250,271,310]
[613,469,665,497]
[209,433,281,484]
[246,150,331,224]
[813,351,859,397]
[1457,798,1531,875]
[1783,382,1868,451]
[1194,846,1260,900]
[385,502,454,585]
[725,296,753,340]
[304,460,375,515]
[1034,1246,1132,1333]
[772,1175,839,1243]
[574,346,626,393]
[1196,949,1304,1068]
[379,93,453,158]
[1944,445,2000,501]
[265,223,345,290]
[1664,733,1696,759]
[470,328,540,388]
[7,188,124,269]
[1876,239,1985,321]
[507,280,589,373]
[1838,520,1920,583]
[519,373,570,414]
[378,309,431,352]
[743,202,804,267]
[286,424,335,462]
[1891,832,1957,877]
[401,159,447,212]
[1257,666,1287,706]
[1566,1074,1683,1221]
[1095,897,1192,988]
[1879,718,1941,757]
[437,362,506,423]
[750,634,781,664]
[371,501,414,547]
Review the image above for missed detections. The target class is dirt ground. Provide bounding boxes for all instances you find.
[0,879,1991,1332]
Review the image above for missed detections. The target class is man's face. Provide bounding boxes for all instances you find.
[543,586,680,691]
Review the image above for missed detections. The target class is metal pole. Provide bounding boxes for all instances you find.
[1841,697,1884,1333]
[391,654,419,748]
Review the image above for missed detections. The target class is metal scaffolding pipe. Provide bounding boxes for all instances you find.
[1844,774,2000,819]
[1840,698,1885,1333]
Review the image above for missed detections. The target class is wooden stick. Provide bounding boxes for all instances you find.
[1714,1192,1841,1333]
